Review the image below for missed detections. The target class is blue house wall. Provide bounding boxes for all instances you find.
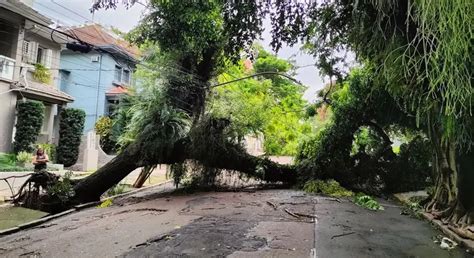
[60,51,130,133]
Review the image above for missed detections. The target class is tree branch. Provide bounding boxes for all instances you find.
[363,120,392,146]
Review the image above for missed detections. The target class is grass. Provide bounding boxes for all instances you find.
[0,206,48,230]
[0,153,17,171]
[0,167,60,172]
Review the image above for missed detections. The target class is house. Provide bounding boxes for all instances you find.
[0,0,73,152]
[59,24,139,133]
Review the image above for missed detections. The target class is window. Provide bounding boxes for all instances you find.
[36,47,43,64]
[106,98,119,117]
[22,41,52,67]
[122,69,130,84]
[114,65,122,82]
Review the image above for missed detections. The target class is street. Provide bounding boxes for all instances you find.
[0,183,469,257]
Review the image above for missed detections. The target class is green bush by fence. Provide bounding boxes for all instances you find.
[38,143,57,164]
[13,101,45,153]
[57,108,85,167]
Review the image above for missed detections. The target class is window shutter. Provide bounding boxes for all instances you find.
[22,40,29,63]
[27,42,38,64]
[43,49,53,68]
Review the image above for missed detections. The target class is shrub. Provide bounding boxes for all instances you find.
[57,108,85,167]
[16,151,31,167]
[303,179,353,197]
[38,143,57,163]
[0,153,16,167]
[13,101,45,153]
[47,171,74,204]
[95,116,117,154]
[383,136,432,193]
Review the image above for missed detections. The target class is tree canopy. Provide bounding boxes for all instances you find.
[54,0,473,238]
[209,48,310,155]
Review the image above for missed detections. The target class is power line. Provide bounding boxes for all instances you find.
[210,72,305,88]
[35,1,83,25]
[50,0,94,23]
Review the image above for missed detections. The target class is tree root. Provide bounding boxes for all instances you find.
[12,171,65,213]
[427,199,474,241]
[448,225,474,241]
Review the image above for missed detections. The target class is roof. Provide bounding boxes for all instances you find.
[12,80,74,104]
[0,0,52,26]
[106,86,128,96]
[65,24,140,61]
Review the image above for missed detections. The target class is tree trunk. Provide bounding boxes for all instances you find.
[445,149,474,240]
[425,133,457,214]
[73,144,142,203]
[72,135,295,203]
[133,165,155,188]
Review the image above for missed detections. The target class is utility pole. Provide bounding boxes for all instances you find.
[95,52,103,122]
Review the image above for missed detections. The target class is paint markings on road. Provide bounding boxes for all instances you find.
[311,201,318,258]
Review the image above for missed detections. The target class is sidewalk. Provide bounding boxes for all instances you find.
[0,166,169,200]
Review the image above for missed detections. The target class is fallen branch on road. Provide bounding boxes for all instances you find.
[284,208,300,219]
[266,201,278,210]
[324,198,342,203]
[331,232,355,239]
[293,212,318,219]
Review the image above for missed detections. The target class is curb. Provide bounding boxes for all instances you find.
[392,193,474,252]
[0,180,173,237]
[421,212,474,253]
[102,180,173,202]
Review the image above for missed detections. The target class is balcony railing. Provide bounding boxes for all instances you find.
[0,55,15,81]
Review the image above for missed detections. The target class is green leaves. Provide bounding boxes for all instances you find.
[32,63,51,84]
[303,179,353,197]
[209,49,309,155]
[57,108,85,167]
[353,193,384,211]
[13,101,45,153]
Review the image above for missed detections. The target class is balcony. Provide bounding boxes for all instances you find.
[0,55,15,81]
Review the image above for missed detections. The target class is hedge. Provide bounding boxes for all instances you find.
[13,101,45,153]
[57,108,85,167]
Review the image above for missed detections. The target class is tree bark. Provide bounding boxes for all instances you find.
[426,125,457,214]
[445,149,474,240]
[73,144,143,203]
[132,165,155,188]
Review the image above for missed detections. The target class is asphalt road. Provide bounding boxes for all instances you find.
[0,185,471,257]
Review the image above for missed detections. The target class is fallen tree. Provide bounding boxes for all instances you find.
[73,117,296,203]
[66,1,302,204]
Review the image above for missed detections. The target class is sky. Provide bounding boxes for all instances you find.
[31,0,327,101]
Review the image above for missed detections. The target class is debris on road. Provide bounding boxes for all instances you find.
[439,237,458,250]
[330,232,356,239]
[266,201,277,210]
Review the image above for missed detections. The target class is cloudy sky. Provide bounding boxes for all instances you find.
[31,0,326,101]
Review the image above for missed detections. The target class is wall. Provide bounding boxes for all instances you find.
[24,29,61,86]
[0,13,22,153]
[60,52,118,133]
[22,27,62,144]
[0,81,17,152]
